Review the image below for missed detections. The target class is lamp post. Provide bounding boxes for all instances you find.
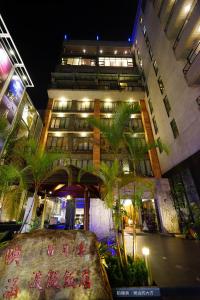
[142,247,152,286]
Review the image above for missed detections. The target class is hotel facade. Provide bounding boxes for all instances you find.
[40,39,179,236]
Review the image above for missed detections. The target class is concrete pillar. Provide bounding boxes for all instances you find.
[39,98,54,151]
[93,99,100,168]
[140,99,161,178]
[84,188,90,230]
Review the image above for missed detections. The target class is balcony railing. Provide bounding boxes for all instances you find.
[183,40,200,74]
[173,0,197,51]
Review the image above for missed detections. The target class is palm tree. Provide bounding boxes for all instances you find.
[88,102,168,260]
[17,139,68,232]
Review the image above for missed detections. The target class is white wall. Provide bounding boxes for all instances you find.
[89,198,114,239]
[135,1,200,174]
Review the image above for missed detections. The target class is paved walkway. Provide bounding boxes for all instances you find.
[125,232,200,287]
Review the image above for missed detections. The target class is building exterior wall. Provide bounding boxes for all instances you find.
[134,0,200,174]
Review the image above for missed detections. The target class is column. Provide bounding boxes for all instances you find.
[140,99,161,178]
[93,99,100,168]
[39,98,53,151]
[84,188,90,230]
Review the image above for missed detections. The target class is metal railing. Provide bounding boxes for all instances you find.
[183,40,200,74]
[173,0,197,51]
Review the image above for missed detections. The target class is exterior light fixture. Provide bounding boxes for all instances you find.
[83,49,86,53]
[80,132,88,137]
[142,247,150,256]
[114,50,118,55]
[124,50,127,54]
[105,98,112,102]
[60,96,67,103]
[66,195,72,200]
[100,49,103,54]
[106,113,112,118]
[9,49,15,56]
[49,191,52,195]
[82,97,89,102]
[184,3,191,14]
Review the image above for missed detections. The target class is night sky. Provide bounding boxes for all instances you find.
[0,0,138,116]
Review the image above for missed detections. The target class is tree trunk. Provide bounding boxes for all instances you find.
[41,192,47,229]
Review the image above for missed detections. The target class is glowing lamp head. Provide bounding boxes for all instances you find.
[142,247,150,256]
[66,195,72,200]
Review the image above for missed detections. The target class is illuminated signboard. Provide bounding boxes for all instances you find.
[0,72,24,124]
[0,44,13,93]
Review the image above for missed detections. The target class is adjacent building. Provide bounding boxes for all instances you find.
[134,0,200,229]
[0,15,43,221]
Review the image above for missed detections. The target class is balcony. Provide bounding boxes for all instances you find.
[173,1,200,59]
[183,41,200,85]
[165,0,196,40]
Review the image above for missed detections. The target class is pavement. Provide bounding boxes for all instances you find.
[125,231,200,288]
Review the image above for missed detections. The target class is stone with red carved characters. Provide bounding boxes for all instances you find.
[0,230,113,299]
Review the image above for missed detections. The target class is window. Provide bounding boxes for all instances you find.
[153,60,158,76]
[149,46,153,60]
[145,84,149,97]
[163,96,171,117]
[157,137,163,154]
[157,76,165,94]
[98,57,133,67]
[53,100,72,111]
[148,98,153,114]
[170,119,179,138]
[152,116,158,134]
[61,57,96,66]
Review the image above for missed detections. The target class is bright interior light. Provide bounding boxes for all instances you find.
[83,49,86,53]
[106,113,112,118]
[114,50,118,55]
[123,199,132,206]
[49,191,52,195]
[82,113,88,118]
[184,3,191,14]
[128,98,134,103]
[82,97,89,102]
[105,98,112,102]
[59,97,67,103]
[100,49,103,54]
[124,50,127,54]
[80,132,88,137]
[54,132,63,137]
[58,113,65,117]
[142,247,150,256]
[66,195,72,200]
[10,49,15,56]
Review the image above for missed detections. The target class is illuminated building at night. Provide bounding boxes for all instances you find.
[134,0,200,228]
[40,39,179,236]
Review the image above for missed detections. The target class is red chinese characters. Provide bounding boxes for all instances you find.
[47,244,55,256]
[5,246,21,266]
[63,270,76,288]
[62,244,69,257]
[46,270,61,289]
[29,271,43,291]
[80,269,91,289]
[3,278,19,299]
[76,241,85,257]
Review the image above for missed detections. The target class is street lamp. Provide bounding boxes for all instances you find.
[142,247,152,286]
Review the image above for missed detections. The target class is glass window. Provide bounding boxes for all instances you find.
[152,116,158,134]
[148,98,153,114]
[170,119,179,139]
[157,137,163,153]
[153,60,158,76]
[163,95,171,117]
[98,57,133,67]
[157,76,165,94]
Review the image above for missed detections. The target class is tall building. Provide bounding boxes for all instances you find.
[134,0,200,228]
[40,39,179,236]
[0,15,43,221]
